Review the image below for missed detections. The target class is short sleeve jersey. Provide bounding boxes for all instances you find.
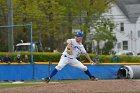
[63,39,87,58]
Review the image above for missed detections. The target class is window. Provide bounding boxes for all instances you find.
[120,22,124,31]
[117,42,121,49]
[138,30,140,38]
[122,41,128,50]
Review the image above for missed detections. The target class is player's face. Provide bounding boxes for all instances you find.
[76,36,82,42]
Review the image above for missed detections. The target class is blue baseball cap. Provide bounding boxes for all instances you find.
[76,31,83,37]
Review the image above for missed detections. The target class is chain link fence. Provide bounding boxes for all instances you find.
[0,24,31,52]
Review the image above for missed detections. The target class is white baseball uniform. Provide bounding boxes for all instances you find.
[55,38,88,71]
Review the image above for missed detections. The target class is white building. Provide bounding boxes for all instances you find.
[103,0,140,55]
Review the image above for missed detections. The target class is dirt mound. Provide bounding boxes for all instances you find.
[0,80,140,93]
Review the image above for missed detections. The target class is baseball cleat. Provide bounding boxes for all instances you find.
[42,77,50,83]
[90,76,98,81]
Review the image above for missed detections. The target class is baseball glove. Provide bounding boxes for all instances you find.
[66,44,73,55]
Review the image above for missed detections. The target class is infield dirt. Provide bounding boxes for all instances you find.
[0,79,140,93]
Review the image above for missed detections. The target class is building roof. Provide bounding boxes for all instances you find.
[116,0,140,23]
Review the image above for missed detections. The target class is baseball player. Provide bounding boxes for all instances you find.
[43,31,97,83]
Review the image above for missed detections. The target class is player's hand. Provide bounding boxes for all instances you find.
[90,60,95,65]
[66,44,73,55]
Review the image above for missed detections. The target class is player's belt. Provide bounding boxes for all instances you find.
[64,55,73,59]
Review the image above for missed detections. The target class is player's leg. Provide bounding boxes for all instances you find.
[49,58,68,78]
[69,59,97,80]
[69,59,92,77]
[43,56,68,83]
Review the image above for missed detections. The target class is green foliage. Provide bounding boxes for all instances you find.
[102,41,114,55]
[0,0,116,52]
[33,52,61,62]
[93,17,116,41]
[1,52,140,63]
[92,17,117,54]
[100,55,112,62]
[118,55,140,62]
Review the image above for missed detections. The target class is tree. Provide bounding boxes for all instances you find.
[0,0,9,51]
[0,0,116,52]
[74,0,115,42]
[92,17,117,54]
[37,0,66,51]
[13,0,45,44]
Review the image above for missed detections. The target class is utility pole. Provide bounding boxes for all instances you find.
[8,0,14,52]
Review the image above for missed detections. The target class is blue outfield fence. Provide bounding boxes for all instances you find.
[0,63,122,81]
[0,64,33,81]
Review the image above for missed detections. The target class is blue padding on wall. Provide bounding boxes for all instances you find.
[34,64,49,80]
[0,64,122,81]
[50,65,122,80]
[0,64,33,81]
[87,65,122,79]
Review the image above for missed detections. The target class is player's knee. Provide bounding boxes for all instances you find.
[82,66,87,71]
[55,65,63,71]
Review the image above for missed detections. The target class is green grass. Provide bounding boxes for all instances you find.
[0,80,83,89]
[0,83,39,89]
